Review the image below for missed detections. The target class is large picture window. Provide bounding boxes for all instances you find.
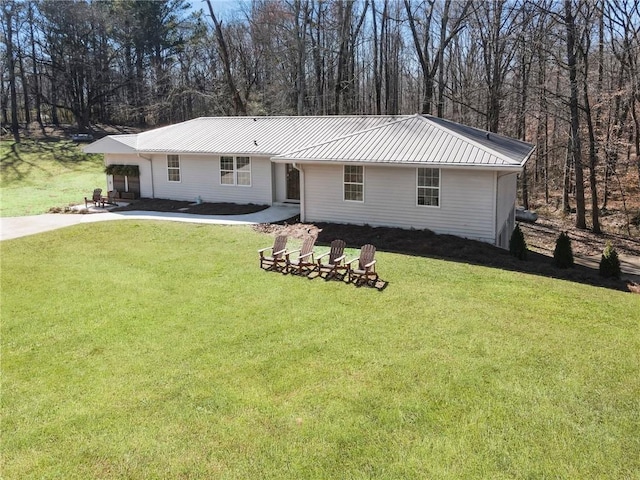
[220,156,251,186]
[417,168,440,207]
[344,165,364,202]
[167,155,180,182]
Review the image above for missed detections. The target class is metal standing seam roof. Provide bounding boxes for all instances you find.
[275,115,534,168]
[133,116,404,155]
[84,115,535,168]
[83,133,139,154]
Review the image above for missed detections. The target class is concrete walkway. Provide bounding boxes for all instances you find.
[0,204,300,242]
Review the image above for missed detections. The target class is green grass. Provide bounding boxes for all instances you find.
[2,222,639,479]
[0,139,105,217]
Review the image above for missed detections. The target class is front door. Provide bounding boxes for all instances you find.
[286,164,300,201]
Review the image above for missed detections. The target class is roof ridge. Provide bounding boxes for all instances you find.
[192,114,411,120]
[277,115,416,157]
[417,115,526,166]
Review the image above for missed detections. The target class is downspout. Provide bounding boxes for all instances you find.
[492,171,498,246]
[293,162,305,222]
[137,154,154,198]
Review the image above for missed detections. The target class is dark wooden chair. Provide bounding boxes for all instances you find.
[258,235,288,271]
[317,239,347,280]
[347,244,378,286]
[285,236,317,275]
[85,188,106,208]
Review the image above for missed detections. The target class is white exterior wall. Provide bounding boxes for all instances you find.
[496,173,517,228]
[303,164,497,244]
[495,173,517,249]
[150,154,273,205]
[104,154,153,198]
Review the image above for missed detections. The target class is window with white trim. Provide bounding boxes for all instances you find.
[167,155,180,182]
[220,156,251,186]
[344,165,364,202]
[417,168,440,207]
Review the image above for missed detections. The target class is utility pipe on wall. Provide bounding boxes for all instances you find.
[293,162,305,222]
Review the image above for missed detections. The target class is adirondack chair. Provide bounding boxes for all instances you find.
[258,235,288,271]
[85,188,106,208]
[285,236,317,275]
[317,239,347,280]
[347,244,378,286]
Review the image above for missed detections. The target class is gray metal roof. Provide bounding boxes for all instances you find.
[135,116,402,155]
[83,134,138,154]
[85,115,534,168]
[276,115,534,168]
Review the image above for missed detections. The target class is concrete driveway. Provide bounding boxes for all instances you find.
[0,204,300,242]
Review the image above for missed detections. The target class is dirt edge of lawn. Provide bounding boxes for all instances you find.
[255,220,638,294]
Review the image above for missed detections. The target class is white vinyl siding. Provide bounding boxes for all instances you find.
[303,164,496,244]
[104,154,153,198]
[151,154,271,204]
[417,168,440,207]
[220,156,251,186]
[496,172,518,248]
[344,165,364,202]
[167,155,180,182]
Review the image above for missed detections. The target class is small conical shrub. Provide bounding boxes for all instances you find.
[509,224,527,260]
[553,232,574,268]
[599,242,621,279]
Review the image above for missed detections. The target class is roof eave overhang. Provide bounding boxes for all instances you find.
[519,145,537,168]
[83,146,137,154]
[271,157,527,171]
[135,150,279,157]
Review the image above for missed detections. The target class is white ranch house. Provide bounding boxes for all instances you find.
[84,114,535,248]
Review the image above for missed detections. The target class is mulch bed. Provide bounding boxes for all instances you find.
[255,221,637,294]
[111,198,268,215]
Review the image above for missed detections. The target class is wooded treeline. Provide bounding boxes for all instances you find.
[2,0,639,232]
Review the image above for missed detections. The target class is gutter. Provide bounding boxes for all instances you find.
[271,158,527,172]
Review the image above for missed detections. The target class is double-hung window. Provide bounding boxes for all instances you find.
[220,156,251,186]
[417,168,440,207]
[344,165,364,202]
[167,155,180,182]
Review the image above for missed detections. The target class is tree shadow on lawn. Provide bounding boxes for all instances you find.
[266,220,634,293]
[0,142,41,183]
[1,139,98,184]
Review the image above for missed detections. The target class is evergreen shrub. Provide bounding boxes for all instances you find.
[599,242,621,279]
[509,224,527,260]
[553,232,574,268]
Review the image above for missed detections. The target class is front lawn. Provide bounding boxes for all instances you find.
[2,222,639,479]
[0,139,104,217]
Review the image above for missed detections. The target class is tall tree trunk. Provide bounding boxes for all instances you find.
[4,4,20,143]
[404,0,433,114]
[562,137,572,214]
[310,3,325,115]
[582,71,601,233]
[631,85,640,187]
[206,0,246,116]
[294,0,308,116]
[564,0,586,229]
[17,40,30,127]
[28,2,43,129]
[371,0,382,115]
